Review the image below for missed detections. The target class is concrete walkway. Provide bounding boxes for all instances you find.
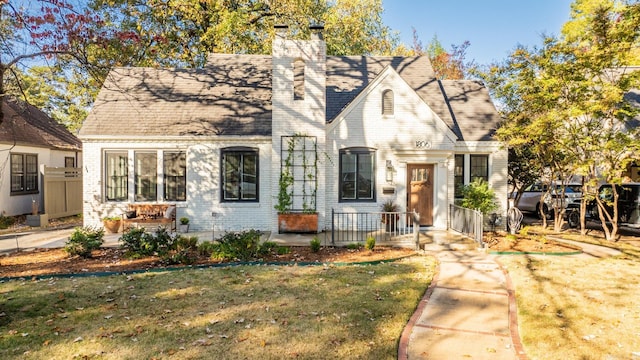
[399,250,525,359]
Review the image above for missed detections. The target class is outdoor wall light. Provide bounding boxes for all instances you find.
[385,160,394,183]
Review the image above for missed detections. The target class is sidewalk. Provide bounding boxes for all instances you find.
[0,228,121,253]
[399,250,525,359]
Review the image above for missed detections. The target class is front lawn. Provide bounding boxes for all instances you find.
[0,256,436,359]
[500,254,640,360]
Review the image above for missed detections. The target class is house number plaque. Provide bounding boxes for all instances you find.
[415,140,432,149]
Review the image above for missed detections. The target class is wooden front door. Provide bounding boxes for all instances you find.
[407,164,434,226]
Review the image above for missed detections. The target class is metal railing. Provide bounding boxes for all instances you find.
[331,209,421,248]
[449,204,483,247]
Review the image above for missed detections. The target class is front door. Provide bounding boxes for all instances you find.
[407,164,434,226]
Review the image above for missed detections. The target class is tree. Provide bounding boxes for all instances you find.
[90,0,404,67]
[481,0,640,238]
[411,30,474,79]
[0,0,136,127]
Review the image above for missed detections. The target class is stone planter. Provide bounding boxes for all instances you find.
[278,213,318,233]
[26,214,48,227]
[103,219,121,233]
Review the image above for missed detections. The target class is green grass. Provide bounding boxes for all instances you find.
[500,255,640,360]
[0,256,436,359]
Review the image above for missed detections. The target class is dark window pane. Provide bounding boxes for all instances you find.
[222,149,259,202]
[105,152,128,201]
[340,149,375,201]
[470,155,488,182]
[25,155,38,191]
[454,155,464,198]
[164,151,186,201]
[135,152,157,201]
[10,154,24,192]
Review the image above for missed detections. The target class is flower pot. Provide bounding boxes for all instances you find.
[179,224,190,233]
[103,219,121,233]
[278,213,318,233]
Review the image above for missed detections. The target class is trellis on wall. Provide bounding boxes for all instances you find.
[278,135,318,213]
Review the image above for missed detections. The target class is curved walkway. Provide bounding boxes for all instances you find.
[399,238,624,360]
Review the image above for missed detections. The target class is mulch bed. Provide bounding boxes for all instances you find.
[0,246,416,279]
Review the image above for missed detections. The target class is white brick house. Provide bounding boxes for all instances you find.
[79,26,507,234]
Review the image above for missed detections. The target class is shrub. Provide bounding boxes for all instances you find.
[310,236,321,253]
[197,241,218,257]
[64,226,104,258]
[0,214,15,230]
[212,229,264,261]
[365,236,376,251]
[346,243,363,250]
[461,179,498,215]
[176,235,198,251]
[120,227,177,257]
[276,246,291,255]
[260,241,278,254]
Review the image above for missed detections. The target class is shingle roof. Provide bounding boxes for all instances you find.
[80,54,500,141]
[0,98,81,150]
[440,80,502,141]
[80,54,273,137]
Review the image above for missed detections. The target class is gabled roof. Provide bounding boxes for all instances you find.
[0,98,81,151]
[80,54,501,142]
[440,80,502,141]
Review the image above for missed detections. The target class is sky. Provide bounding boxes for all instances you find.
[382,0,576,65]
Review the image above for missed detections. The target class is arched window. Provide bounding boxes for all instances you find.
[382,89,394,115]
[293,58,305,100]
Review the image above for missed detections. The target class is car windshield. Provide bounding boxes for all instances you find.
[553,185,579,193]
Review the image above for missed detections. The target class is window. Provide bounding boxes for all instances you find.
[164,151,186,201]
[293,58,305,100]
[10,153,38,194]
[382,89,394,115]
[340,148,375,201]
[65,157,75,168]
[222,148,258,201]
[135,152,157,201]
[470,155,489,182]
[454,155,464,198]
[105,151,128,201]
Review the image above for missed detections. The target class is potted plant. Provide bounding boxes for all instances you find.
[179,217,190,233]
[102,216,122,233]
[381,200,399,232]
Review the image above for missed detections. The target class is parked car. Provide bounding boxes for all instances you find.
[511,182,582,218]
[586,183,640,225]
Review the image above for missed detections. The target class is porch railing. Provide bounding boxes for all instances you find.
[449,204,483,247]
[331,209,421,248]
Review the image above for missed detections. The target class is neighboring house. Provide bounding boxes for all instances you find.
[0,97,82,216]
[79,26,507,234]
